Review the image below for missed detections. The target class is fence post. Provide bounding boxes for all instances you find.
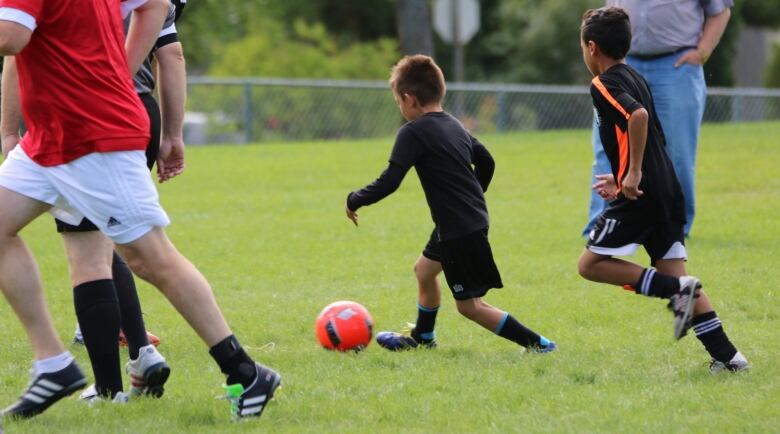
[244,82,253,144]
[496,91,506,133]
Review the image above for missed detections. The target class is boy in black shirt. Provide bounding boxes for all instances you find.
[346,55,556,353]
[578,7,747,372]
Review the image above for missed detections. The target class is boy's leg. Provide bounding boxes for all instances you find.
[61,230,123,398]
[412,254,442,343]
[655,259,745,370]
[454,298,552,350]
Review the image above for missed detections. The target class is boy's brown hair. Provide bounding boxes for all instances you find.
[581,7,631,60]
[389,55,446,106]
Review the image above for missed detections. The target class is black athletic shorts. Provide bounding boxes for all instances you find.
[586,213,687,265]
[56,93,161,233]
[423,228,503,300]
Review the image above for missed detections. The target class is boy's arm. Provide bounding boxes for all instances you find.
[623,108,648,200]
[470,136,495,192]
[346,162,409,219]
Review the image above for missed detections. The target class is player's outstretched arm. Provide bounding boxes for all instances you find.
[155,41,187,182]
[125,0,168,74]
[345,162,410,225]
[623,107,648,200]
[1,56,22,156]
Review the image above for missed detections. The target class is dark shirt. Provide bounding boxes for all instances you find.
[348,112,494,241]
[590,63,685,223]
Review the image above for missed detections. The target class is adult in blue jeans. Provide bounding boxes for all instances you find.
[585,0,733,237]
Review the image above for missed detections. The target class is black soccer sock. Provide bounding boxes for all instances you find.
[112,251,148,360]
[634,268,680,299]
[411,303,439,343]
[74,279,123,397]
[209,335,257,388]
[691,311,738,363]
[495,313,549,348]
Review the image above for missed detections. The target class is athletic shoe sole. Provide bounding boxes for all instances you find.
[673,278,701,340]
[142,362,171,398]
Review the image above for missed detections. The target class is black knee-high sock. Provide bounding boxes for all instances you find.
[411,303,438,343]
[74,279,123,397]
[495,313,549,348]
[634,268,680,299]
[209,335,256,388]
[691,311,737,363]
[112,251,148,360]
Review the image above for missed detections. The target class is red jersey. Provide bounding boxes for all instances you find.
[0,0,150,166]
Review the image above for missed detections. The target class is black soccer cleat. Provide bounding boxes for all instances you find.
[223,363,281,419]
[2,360,87,419]
[376,324,437,351]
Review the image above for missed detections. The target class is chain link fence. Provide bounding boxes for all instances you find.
[185,77,780,144]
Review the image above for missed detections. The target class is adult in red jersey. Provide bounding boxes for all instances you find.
[0,0,280,420]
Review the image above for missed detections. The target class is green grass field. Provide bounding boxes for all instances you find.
[1,122,779,433]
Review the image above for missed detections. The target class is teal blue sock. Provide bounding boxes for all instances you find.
[412,303,438,342]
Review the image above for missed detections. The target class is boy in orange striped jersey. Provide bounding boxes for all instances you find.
[576,7,747,373]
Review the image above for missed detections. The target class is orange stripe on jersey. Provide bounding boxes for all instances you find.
[615,125,629,192]
[592,77,630,120]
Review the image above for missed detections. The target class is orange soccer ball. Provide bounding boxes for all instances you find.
[315,301,374,352]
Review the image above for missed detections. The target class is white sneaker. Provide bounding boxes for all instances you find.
[126,345,170,397]
[710,351,750,374]
[79,384,129,405]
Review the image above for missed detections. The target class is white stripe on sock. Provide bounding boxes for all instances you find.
[693,318,721,331]
[641,269,655,295]
[694,322,722,336]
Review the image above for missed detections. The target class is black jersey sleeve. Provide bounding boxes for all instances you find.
[388,124,422,170]
[470,136,495,192]
[346,162,410,211]
[591,76,644,123]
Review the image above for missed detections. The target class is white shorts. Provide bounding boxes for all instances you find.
[0,147,170,244]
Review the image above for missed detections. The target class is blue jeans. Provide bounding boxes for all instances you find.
[584,51,706,236]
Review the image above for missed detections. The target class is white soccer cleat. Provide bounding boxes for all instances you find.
[670,276,701,340]
[126,345,170,398]
[710,351,750,374]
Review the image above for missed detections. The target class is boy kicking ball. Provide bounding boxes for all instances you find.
[345,55,556,354]
[577,7,747,373]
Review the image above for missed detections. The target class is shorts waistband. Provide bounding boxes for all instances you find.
[628,46,696,61]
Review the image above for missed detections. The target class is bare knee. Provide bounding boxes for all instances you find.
[577,251,601,281]
[123,252,153,283]
[456,299,481,320]
[414,256,439,283]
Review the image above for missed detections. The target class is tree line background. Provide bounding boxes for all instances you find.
[178,0,780,87]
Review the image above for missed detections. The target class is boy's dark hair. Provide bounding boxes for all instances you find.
[389,55,446,106]
[581,7,632,60]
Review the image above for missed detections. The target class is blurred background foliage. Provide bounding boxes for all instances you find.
[178,0,780,86]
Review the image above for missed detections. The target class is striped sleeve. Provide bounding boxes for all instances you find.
[591,76,643,120]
